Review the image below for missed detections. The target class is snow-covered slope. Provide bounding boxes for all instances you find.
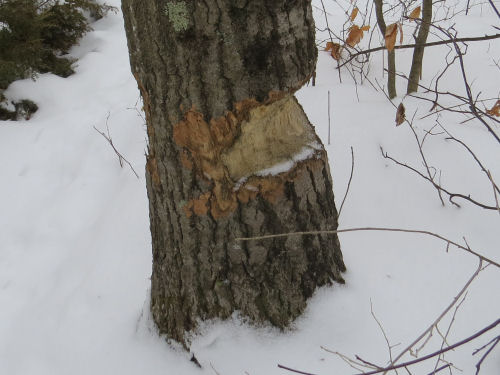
[1,1,498,374]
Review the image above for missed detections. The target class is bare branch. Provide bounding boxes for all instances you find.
[381,147,499,210]
[474,335,500,375]
[370,300,394,363]
[320,347,368,372]
[338,146,354,218]
[235,228,499,268]
[432,293,468,372]
[352,319,500,375]
[279,319,500,375]
[442,28,500,144]
[337,33,500,69]
[94,113,140,179]
[389,260,483,370]
[427,363,452,375]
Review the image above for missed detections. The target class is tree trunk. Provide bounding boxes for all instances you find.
[121,0,345,347]
[374,0,397,99]
[407,0,432,94]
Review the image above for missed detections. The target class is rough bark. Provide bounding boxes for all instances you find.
[121,0,345,347]
[407,0,432,94]
[374,0,397,99]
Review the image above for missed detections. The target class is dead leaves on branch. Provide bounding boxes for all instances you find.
[409,6,421,21]
[346,25,363,47]
[346,24,370,47]
[323,4,411,62]
[323,23,369,60]
[325,41,342,60]
[396,103,406,126]
[486,100,500,117]
[350,7,359,22]
[385,23,399,52]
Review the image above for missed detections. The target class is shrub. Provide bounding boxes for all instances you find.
[0,0,114,120]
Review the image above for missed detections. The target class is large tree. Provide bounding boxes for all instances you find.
[121,0,345,346]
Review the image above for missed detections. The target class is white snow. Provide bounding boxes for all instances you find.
[0,1,498,374]
[254,142,320,177]
[0,21,10,32]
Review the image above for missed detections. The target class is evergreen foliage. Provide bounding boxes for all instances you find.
[0,0,114,119]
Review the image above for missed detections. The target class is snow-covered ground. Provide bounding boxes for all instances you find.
[1,1,498,374]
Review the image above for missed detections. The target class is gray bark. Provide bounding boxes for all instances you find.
[407,0,433,94]
[121,0,345,347]
[374,0,397,99]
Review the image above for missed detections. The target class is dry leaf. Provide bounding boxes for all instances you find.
[486,100,500,117]
[398,23,403,44]
[350,7,359,22]
[396,102,406,126]
[325,41,342,60]
[346,25,364,47]
[385,23,398,52]
[330,43,341,60]
[409,6,421,20]
[361,25,370,31]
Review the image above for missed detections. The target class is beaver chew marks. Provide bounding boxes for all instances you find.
[222,95,316,181]
[174,94,320,218]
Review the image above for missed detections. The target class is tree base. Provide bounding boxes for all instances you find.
[149,137,345,346]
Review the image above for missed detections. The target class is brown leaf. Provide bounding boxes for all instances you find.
[361,25,370,32]
[325,42,341,60]
[396,102,406,126]
[409,6,421,21]
[350,7,359,22]
[385,23,398,52]
[346,25,364,47]
[330,43,341,60]
[398,23,403,45]
[486,100,500,117]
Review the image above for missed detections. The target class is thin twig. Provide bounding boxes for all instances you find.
[487,170,500,215]
[210,363,221,375]
[473,335,500,356]
[320,347,371,372]
[443,28,500,144]
[352,319,500,375]
[338,146,354,218]
[381,147,498,210]
[474,336,500,375]
[439,123,500,196]
[94,114,140,179]
[277,364,318,375]
[432,293,468,372]
[427,363,452,375]
[389,259,483,371]
[235,228,498,268]
[279,319,500,375]
[355,355,383,370]
[370,300,394,363]
[405,118,446,206]
[411,331,433,358]
[487,0,500,19]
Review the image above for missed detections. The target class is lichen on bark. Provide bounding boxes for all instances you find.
[164,1,189,32]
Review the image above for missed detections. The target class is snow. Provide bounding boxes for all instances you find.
[0,21,9,32]
[255,142,321,177]
[0,1,499,374]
